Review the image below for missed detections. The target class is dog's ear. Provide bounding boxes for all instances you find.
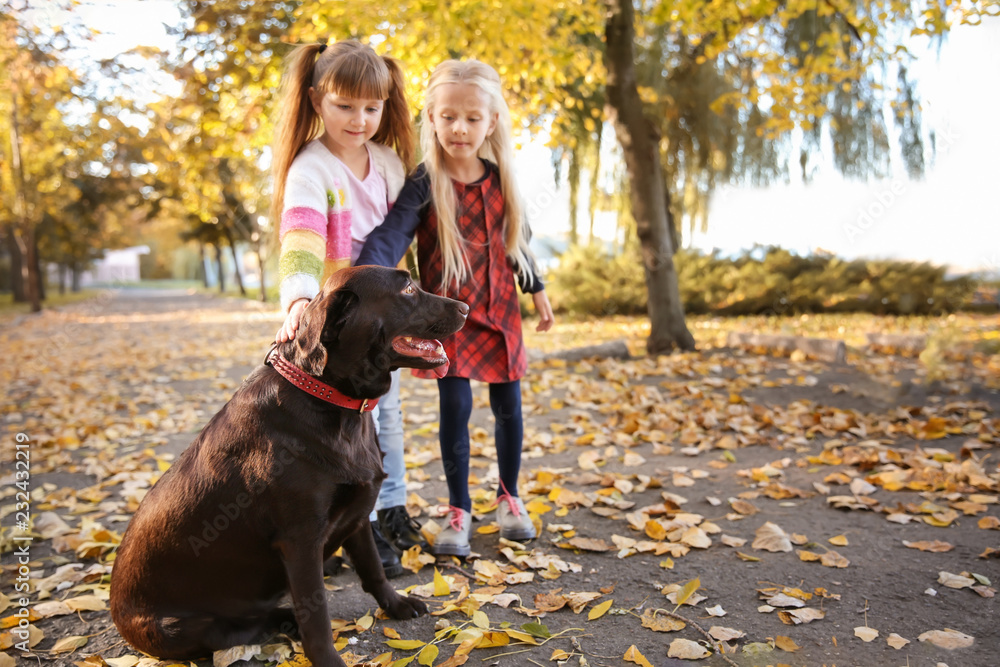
[320,289,359,345]
[292,287,358,376]
[292,298,329,376]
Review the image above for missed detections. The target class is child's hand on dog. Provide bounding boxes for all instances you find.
[277,298,310,342]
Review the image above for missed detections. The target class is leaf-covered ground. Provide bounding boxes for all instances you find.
[2,289,998,667]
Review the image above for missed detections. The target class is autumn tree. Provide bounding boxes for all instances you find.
[1,2,166,305]
[149,1,301,300]
[0,4,78,310]
[606,0,695,351]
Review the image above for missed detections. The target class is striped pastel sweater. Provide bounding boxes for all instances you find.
[278,140,406,312]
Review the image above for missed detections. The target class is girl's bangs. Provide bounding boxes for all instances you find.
[316,58,389,100]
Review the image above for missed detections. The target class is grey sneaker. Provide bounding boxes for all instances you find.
[431,507,471,557]
[497,494,536,541]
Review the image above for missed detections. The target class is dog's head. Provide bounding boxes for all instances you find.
[284,266,468,399]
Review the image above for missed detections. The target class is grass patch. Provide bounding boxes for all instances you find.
[0,289,102,316]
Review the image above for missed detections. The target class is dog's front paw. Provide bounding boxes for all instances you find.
[383,593,428,619]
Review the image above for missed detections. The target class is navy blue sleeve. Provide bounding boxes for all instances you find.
[512,222,545,294]
[514,261,545,294]
[357,165,431,268]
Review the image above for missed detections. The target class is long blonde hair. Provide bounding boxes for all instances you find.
[420,59,534,292]
[270,40,414,228]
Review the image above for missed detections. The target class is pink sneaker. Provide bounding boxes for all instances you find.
[431,506,471,557]
[496,494,535,541]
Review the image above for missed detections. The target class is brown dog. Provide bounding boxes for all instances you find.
[110,266,468,666]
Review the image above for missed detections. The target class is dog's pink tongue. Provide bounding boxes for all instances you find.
[433,358,450,379]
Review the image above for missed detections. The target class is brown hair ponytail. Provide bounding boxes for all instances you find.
[373,56,415,172]
[270,44,324,227]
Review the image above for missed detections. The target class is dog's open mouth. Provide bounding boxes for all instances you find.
[392,336,450,377]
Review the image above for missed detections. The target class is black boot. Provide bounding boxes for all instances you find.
[378,505,429,552]
[372,520,404,579]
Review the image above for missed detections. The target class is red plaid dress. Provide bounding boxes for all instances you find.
[412,167,527,383]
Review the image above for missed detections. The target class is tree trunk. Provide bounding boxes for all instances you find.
[7,228,25,301]
[568,148,580,246]
[214,244,225,293]
[198,243,209,288]
[604,0,695,354]
[58,263,67,294]
[664,177,681,255]
[9,94,41,312]
[223,228,246,296]
[588,129,602,245]
[256,244,267,303]
[33,235,45,302]
[72,261,82,292]
[10,226,41,311]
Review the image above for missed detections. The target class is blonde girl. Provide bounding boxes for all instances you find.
[357,59,555,557]
[270,40,426,576]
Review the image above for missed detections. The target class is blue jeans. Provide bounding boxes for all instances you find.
[370,369,406,521]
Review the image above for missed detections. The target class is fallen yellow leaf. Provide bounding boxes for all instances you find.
[820,550,850,568]
[667,638,710,659]
[433,568,451,596]
[774,635,801,652]
[503,629,539,645]
[979,516,1000,530]
[525,499,552,514]
[623,645,655,667]
[640,608,686,632]
[588,599,613,620]
[672,578,701,610]
[475,631,509,648]
[417,643,439,665]
[918,629,974,649]
[752,522,793,552]
[644,520,667,541]
[903,540,954,552]
[50,636,88,653]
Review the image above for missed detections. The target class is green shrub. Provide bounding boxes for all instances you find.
[545,244,647,315]
[544,244,990,317]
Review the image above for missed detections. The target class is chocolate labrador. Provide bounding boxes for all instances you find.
[110,266,468,666]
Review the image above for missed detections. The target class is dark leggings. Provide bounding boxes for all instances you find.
[437,377,523,512]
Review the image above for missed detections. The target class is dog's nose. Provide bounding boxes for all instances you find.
[457,302,470,316]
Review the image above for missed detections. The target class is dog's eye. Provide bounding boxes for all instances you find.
[403,283,415,295]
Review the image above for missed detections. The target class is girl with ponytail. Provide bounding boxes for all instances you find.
[271,40,425,577]
[356,59,555,557]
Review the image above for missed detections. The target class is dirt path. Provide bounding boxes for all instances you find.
[2,290,998,667]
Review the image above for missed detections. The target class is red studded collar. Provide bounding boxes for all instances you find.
[265,347,379,413]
